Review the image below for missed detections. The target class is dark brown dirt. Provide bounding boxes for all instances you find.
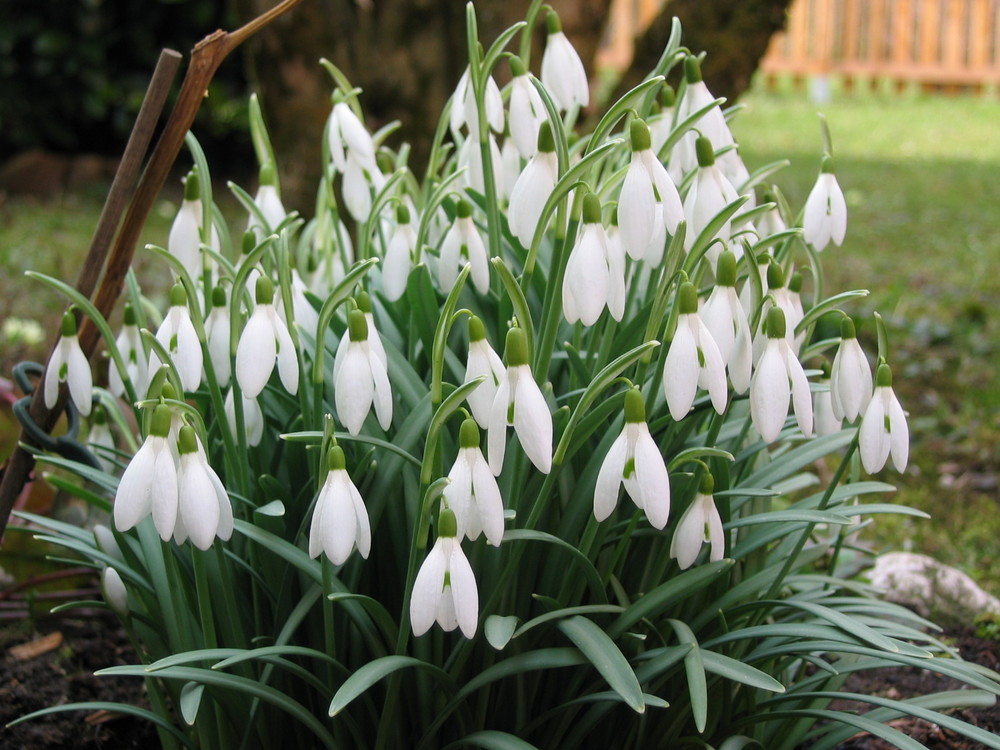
[0,615,158,749]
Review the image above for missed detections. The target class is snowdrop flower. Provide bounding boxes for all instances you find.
[43,311,92,417]
[342,152,384,223]
[488,327,552,475]
[101,567,129,618]
[450,66,504,139]
[88,407,117,473]
[168,168,220,283]
[670,57,737,183]
[309,445,372,565]
[830,317,872,422]
[247,164,287,235]
[814,367,842,437]
[382,204,418,301]
[150,283,203,393]
[457,132,503,197]
[563,192,625,325]
[174,425,233,550]
[327,100,376,174]
[508,56,546,159]
[700,251,752,394]
[618,119,684,262]
[683,136,740,262]
[410,508,478,638]
[114,404,178,540]
[276,268,320,342]
[334,309,392,435]
[439,199,490,295]
[507,121,558,249]
[663,282,728,420]
[750,307,813,443]
[803,155,847,251]
[860,363,909,473]
[224,387,263,447]
[670,474,725,570]
[756,190,788,238]
[203,286,231,388]
[464,316,506,429]
[500,135,522,201]
[444,419,504,546]
[235,276,299,399]
[594,388,670,529]
[540,12,589,111]
[752,263,802,362]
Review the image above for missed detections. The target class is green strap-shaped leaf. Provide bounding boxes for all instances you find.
[502,529,606,603]
[328,655,451,716]
[444,730,540,750]
[7,701,197,748]
[667,619,707,732]
[557,615,645,713]
[700,649,785,693]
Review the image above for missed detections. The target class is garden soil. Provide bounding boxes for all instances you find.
[1,616,998,749]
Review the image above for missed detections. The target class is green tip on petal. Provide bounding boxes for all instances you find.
[504,327,529,367]
[875,362,893,387]
[699,473,715,495]
[695,136,715,167]
[537,120,556,154]
[356,290,372,314]
[327,445,347,472]
[177,425,198,455]
[183,168,200,201]
[93,406,108,425]
[123,302,137,326]
[820,359,832,379]
[396,204,411,225]
[160,382,177,401]
[716,251,737,287]
[259,163,277,186]
[766,262,785,290]
[456,199,473,219]
[629,119,651,152]
[348,309,369,342]
[459,418,480,449]
[468,315,487,342]
[766,306,787,339]
[821,154,835,174]
[678,282,699,315]
[255,275,274,305]
[169,282,188,307]
[439,508,459,538]
[60,311,77,337]
[510,56,527,78]
[788,271,803,294]
[684,56,703,84]
[545,11,562,34]
[661,84,676,108]
[211,286,227,308]
[623,388,646,424]
[241,231,256,256]
[581,192,602,224]
[150,404,172,438]
[376,151,393,174]
[840,316,857,340]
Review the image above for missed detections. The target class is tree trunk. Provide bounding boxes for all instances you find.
[611,0,793,108]
[234,0,611,211]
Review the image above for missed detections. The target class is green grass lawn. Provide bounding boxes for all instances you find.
[2,88,999,591]
[733,88,1000,592]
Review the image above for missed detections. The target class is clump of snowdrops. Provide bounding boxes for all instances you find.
[14,3,1000,749]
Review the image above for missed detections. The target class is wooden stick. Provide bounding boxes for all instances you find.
[0,0,305,542]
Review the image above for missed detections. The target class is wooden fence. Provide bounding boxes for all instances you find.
[598,0,1000,92]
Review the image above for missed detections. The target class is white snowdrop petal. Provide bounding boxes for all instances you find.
[488,379,511,476]
[859,392,890,473]
[114,442,155,531]
[618,156,655,258]
[662,320,700,421]
[670,500,706,570]
[750,342,790,443]
[308,477,333,559]
[785,347,814,438]
[512,370,552,474]
[65,339,93,416]
[236,309,276,399]
[273,312,299,395]
[410,542,447,636]
[471,455,504,546]
[594,432,629,522]
[336,347,375,435]
[151,446,179,542]
[448,543,479,638]
[633,430,670,529]
[349,478,372,559]
[370,350,393,431]
[179,457,220,551]
[887,391,909,472]
[705,496,726,561]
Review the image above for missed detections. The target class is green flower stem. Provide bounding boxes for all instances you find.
[533,218,574,379]
[517,0,545,66]
[430,266,472,406]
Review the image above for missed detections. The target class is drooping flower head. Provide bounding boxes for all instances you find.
[803,154,847,251]
[562,191,625,326]
[662,281,728,420]
[382,203,418,302]
[204,285,231,388]
[700,251,752,394]
[859,363,909,473]
[44,310,93,417]
[540,11,589,112]
[235,275,299,399]
[594,388,671,529]
[749,307,813,443]
[507,56,546,159]
[150,282,203,393]
[464,316,506,429]
[670,473,725,570]
[410,508,479,638]
[683,136,740,264]
[439,199,490,295]
[174,425,233,550]
[444,419,505,546]
[830,316,873,423]
[114,403,177,540]
[488,326,552,475]
[309,445,372,565]
[334,308,393,435]
[247,164,287,236]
